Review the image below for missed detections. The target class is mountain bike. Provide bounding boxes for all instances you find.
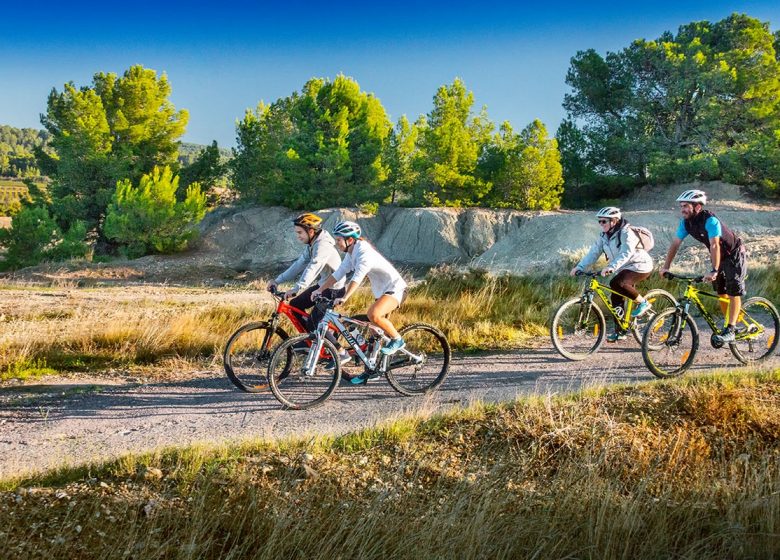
[551,271,677,360]
[641,272,779,378]
[266,294,451,410]
[223,286,319,392]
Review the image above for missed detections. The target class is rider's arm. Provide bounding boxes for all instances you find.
[317,274,338,292]
[576,237,604,272]
[275,251,307,286]
[347,242,372,288]
[314,252,351,296]
[340,280,360,302]
[704,217,722,272]
[708,238,721,272]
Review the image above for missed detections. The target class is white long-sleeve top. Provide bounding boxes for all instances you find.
[333,240,407,299]
[275,230,345,292]
[576,224,654,274]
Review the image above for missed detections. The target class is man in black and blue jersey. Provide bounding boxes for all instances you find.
[660,189,747,343]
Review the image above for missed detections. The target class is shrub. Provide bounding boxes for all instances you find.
[103,166,207,258]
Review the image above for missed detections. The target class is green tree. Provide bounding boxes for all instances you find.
[384,115,421,203]
[38,65,189,234]
[0,206,88,270]
[485,120,564,210]
[179,140,227,203]
[232,75,391,209]
[413,78,494,206]
[104,166,207,258]
[562,13,780,199]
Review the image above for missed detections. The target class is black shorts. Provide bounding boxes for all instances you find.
[713,246,747,297]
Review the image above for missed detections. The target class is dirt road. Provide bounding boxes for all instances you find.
[2,342,776,479]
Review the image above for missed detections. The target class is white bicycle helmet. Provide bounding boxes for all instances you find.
[332,220,362,238]
[676,189,707,205]
[595,207,622,220]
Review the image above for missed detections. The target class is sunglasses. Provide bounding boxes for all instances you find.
[598,219,610,224]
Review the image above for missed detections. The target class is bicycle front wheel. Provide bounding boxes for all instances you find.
[268,334,341,410]
[385,323,451,396]
[550,298,606,360]
[223,322,289,392]
[642,308,699,378]
[730,297,780,364]
[630,289,677,344]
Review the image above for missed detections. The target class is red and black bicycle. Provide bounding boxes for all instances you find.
[223,286,320,392]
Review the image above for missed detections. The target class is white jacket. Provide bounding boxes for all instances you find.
[275,230,345,292]
[576,224,654,274]
[333,240,407,299]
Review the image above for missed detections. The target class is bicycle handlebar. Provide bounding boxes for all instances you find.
[663,272,705,283]
[575,270,599,278]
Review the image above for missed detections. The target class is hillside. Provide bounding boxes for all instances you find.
[164,180,780,277]
[5,180,779,283]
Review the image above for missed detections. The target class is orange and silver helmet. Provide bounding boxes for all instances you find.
[292,212,323,231]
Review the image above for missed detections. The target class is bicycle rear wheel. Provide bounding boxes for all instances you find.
[630,289,677,344]
[223,322,289,392]
[267,334,341,410]
[385,323,451,396]
[550,298,606,360]
[642,308,699,378]
[730,297,780,364]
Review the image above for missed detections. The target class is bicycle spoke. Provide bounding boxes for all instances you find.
[642,308,698,378]
[268,335,341,409]
[730,297,780,364]
[551,298,605,360]
[224,323,287,393]
[386,323,451,396]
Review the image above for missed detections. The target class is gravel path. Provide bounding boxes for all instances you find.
[1,342,777,479]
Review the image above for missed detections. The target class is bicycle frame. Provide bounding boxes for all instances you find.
[662,274,764,343]
[582,276,636,331]
[300,304,425,376]
[677,283,731,334]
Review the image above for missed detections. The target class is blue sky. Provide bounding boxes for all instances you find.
[2,1,779,147]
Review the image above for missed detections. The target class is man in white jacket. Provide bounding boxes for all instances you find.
[267,213,345,315]
[570,207,654,342]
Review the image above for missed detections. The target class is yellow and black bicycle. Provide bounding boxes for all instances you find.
[641,272,780,378]
[551,271,677,360]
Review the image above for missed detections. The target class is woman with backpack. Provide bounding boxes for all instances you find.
[570,207,655,342]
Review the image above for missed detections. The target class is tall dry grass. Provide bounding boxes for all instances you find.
[2,369,780,558]
[1,265,778,378]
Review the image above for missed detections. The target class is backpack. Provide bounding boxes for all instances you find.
[615,223,655,252]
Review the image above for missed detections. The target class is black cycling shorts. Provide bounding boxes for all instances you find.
[714,246,747,297]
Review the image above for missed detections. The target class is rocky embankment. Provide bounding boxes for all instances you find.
[187,181,780,276]
[10,181,779,282]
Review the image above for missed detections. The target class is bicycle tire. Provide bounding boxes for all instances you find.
[729,296,780,364]
[385,323,451,396]
[641,308,699,378]
[630,289,677,344]
[550,298,606,360]
[268,334,341,410]
[223,322,289,392]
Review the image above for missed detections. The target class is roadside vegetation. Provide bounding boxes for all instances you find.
[2,369,780,558]
[1,265,777,381]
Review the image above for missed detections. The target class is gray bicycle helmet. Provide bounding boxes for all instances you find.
[595,207,622,220]
[676,189,707,204]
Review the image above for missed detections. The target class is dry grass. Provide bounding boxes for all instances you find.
[2,369,780,558]
[0,266,778,380]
